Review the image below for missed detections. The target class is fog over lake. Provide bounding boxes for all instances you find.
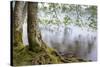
[22,22,97,61]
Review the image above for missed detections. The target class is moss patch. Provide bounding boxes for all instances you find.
[13,43,89,66]
[13,44,62,66]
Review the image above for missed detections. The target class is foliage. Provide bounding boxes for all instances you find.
[38,3,97,30]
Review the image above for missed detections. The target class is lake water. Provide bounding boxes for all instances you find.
[22,23,97,61]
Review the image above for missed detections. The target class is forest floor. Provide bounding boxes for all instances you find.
[13,44,90,66]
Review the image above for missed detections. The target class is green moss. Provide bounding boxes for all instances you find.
[13,43,89,66]
[13,44,62,66]
[13,45,32,66]
[13,30,22,47]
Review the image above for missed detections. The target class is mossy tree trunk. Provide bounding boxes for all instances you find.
[27,2,47,51]
[27,3,65,62]
[13,1,25,46]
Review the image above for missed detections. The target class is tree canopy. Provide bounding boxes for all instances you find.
[37,3,97,30]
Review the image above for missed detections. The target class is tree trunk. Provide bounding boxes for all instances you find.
[13,1,25,46]
[27,2,65,62]
[27,2,37,50]
[27,2,47,51]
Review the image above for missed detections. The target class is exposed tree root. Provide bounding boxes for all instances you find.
[13,44,89,66]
